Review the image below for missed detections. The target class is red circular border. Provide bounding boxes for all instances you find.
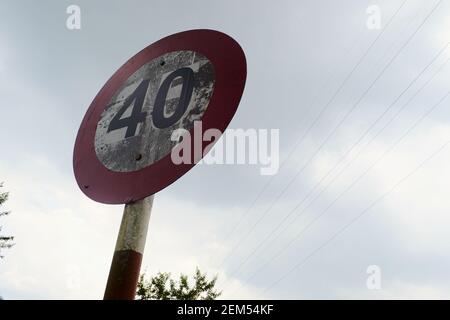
[73,29,247,204]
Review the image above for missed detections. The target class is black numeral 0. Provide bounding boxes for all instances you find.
[152,67,194,129]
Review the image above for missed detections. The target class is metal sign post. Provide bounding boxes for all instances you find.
[73,29,246,300]
[104,195,154,299]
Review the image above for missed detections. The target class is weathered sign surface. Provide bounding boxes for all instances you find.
[73,29,246,204]
[95,51,215,172]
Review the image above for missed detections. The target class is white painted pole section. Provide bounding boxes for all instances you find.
[115,195,154,254]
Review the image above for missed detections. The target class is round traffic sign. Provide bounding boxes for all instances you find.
[73,29,247,204]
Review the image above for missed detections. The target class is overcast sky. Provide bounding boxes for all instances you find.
[1,0,450,299]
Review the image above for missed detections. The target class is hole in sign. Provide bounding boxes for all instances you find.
[135,154,143,161]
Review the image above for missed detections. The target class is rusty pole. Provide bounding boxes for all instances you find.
[104,195,154,299]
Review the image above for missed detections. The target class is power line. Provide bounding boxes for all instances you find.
[220,44,449,287]
[234,89,450,295]
[261,138,450,296]
[218,0,437,270]
[219,33,360,245]
[215,0,408,252]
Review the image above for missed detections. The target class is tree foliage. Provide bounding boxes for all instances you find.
[0,182,14,259]
[136,267,221,300]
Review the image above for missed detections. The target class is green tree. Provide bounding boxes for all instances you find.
[0,182,14,259]
[136,267,221,300]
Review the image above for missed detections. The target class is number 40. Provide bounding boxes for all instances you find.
[107,67,194,138]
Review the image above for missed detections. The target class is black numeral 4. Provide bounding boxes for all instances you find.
[107,79,150,138]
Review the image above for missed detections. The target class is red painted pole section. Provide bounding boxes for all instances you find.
[104,195,154,300]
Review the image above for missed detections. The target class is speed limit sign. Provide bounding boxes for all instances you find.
[73,29,247,204]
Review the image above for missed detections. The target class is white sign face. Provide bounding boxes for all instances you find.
[94,51,215,172]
